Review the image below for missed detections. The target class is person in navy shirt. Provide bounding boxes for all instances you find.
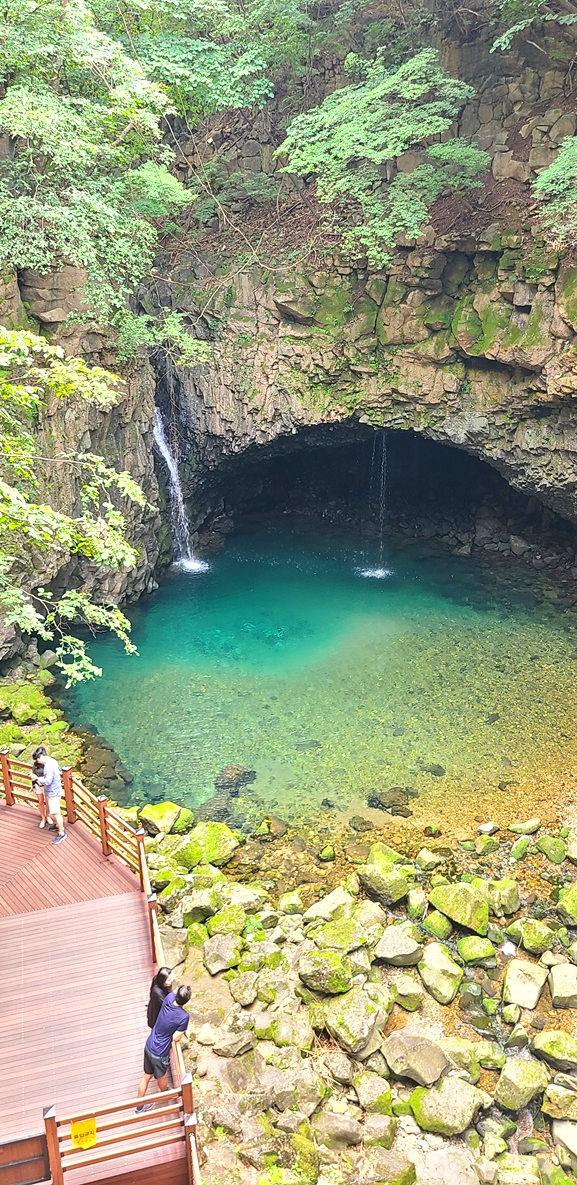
[136,984,191,1112]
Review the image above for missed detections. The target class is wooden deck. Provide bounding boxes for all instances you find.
[0,803,189,1185]
[0,803,138,916]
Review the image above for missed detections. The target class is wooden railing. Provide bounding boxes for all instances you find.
[0,751,202,1185]
[43,1077,200,1185]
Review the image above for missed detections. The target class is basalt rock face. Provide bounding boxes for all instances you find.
[164,237,577,533]
[0,269,164,616]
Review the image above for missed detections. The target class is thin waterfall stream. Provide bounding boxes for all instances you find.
[361,429,390,579]
[153,407,208,572]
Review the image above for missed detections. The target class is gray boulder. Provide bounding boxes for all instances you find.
[374,928,423,966]
[425,1148,479,1184]
[203,932,242,975]
[312,1111,362,1148]
[325,1050,354,1085]
[298,950,353,995]
[410,1075,486,1135]
[363,1113,397,1148]
[382,1027,449,1086]
[324,988,380,1056]
[494,1057,549,1110]
[502,959,548,1009]
[362,1148,416,1185]
[549,963,577,1008]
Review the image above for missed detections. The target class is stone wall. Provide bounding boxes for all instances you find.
[161,228,577,538]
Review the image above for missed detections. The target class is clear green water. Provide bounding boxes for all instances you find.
[68,520,577,830]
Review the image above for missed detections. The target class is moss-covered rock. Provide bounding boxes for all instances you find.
[410,1076,485,1135]
[422,910,453,940]
[494,1057,549,1110]
[171,806,195,833]
[139,801,183,835]
[456,936,495,964]
[186,921,208,947]
[358,862,409,907]
[535,834,566,864]
[353,1071,392,1115]
[418,942,463,1004]
[428,883,488,935]
[531,1029,577,1072]
[324,987,380,1056]
[557,881,577,925]
[298,950,353,995]
[187,821,239,867]
[313,916,368,953]
[506,918,556,955]
[206,903,246,936]
[437,1037,480,1083]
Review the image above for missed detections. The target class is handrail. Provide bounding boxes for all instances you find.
[1,749,202,1184]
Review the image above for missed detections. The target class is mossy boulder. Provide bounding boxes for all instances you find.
[428,883,488,935]
[531,1029,577,1072]
[353,1072,393,1115]
[557,881,577,925]
[157,877,187,911]
[324,988,380,1056]
[187,921,208,947]
[314,916,368,954]
[409,1076,485,1135]
[487,878,520,916]
[298,950,353,995]
[206,904,246,936]
[438,1037,480,1083]
[495,1154,540,1184]
[494,1057,549,1110]
[456,936,495,964]
[171,806,195,834]
[422,910,453,940]
[139,801,183,835]
[393,973,424,1012]
[535,834,566,864]
[362,1149,416,1185]
[186,821,239,867]
[506,918,556,955]
[358,863,409,907]
[418,942,463,1004]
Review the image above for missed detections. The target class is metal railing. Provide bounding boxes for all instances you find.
[0,750,202,1185]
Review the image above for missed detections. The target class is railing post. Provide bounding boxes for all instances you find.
[147,892,158,959]
[62,767,77,824]
[97,795,111,856]
[136,827,146,891]
[181,1072,194,1115]
[185,1115,202,1185]
[0,748,14,806]
[43,1105,64,1185]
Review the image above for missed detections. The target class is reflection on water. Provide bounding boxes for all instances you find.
[67,520,577,829]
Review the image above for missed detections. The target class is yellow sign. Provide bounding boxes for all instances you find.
[70,1117,97,1150]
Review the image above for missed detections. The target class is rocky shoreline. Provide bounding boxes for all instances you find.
[133,796,577,1185]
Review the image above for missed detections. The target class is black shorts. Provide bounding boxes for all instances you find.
[144,1043,170,1080]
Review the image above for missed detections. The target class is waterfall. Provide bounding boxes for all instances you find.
[153,407,208,573]
[360,429,391,579]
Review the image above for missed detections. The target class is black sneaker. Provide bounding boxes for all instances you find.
[135,1103,153,1113]
[52,832,67,846]
[48,823,57,831]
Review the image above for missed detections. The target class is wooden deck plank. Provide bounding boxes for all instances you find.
[0,803,138,915]
[0,802,188,1182]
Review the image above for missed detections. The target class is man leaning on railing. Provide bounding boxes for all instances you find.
[32,746,67,846]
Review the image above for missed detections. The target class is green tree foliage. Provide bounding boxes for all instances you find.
[0,326,149,683]
[533,135,577,240]
[0,0,195,334]
[491,0,577,52]
[278,48,489,265]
